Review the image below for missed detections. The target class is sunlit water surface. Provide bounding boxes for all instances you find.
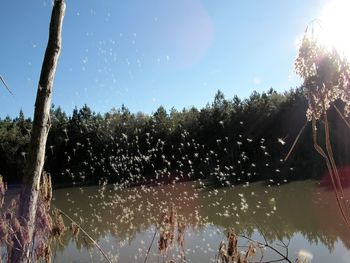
[50,180,350,262]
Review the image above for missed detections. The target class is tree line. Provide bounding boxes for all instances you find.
[1,88,349,187]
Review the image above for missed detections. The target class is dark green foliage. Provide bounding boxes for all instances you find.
[0,110,32,182]
[1,88,347,187]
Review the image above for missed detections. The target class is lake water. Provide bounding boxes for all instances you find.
[51,180,350,262]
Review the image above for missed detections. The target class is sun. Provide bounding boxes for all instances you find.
[318,0,350,59]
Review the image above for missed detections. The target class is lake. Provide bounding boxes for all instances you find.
[51,180,350,262]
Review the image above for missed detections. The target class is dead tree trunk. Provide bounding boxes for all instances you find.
[10,1,66,262]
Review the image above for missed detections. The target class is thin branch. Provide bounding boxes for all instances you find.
[255,259,289,263]
[144,213,166,263]
[333,104,350,129]
[0,75,14,96]
[311,117,350,227]
[144,226,159,263]
[284,120,308,161]
[57,208,112,263]
[242,222,291,263]
[239,235,291,263]
[323,113,350,225]
[7,225,23,250]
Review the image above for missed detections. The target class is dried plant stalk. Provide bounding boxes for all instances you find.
[0,175,7,209]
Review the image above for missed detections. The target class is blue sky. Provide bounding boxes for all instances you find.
[0,0,327,118]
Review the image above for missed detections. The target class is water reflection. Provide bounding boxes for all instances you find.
[51,180,350,262]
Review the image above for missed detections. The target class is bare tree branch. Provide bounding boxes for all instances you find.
[0,75,14,96]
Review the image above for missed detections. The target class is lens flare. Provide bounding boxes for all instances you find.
[318,0,350,59]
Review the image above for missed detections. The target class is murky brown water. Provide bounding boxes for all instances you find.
[51,180,350,262]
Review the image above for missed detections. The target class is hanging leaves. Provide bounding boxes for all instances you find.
[295,31,350,120]
[294,23,350,228]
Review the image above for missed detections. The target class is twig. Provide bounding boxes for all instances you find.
[144,213,166,263]
[323,113,350,225]
[311,117,350,227]
[239,235,292,263]
[0,75,14,96]
[144,226,158,263]
[56,208,112,263]
[333,104,350,129]
[7,224,23,250]
[284,120,308,161]
[248,221,291,263]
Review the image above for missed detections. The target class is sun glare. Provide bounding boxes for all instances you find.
[318,0,350,59]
